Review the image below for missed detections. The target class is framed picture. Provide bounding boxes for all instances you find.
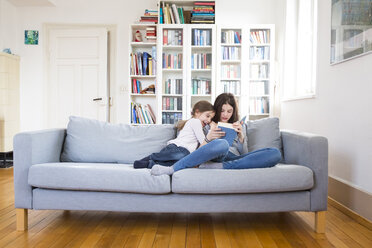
[25,30,39,45]
[330,0,372,64]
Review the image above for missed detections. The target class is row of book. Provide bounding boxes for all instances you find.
[131,102,156,124]
[130,49,156,76]
[221,30,241,44]
[160,2,188,24]
[250,46,270,60]
[191,2,215,24]
[250,64,269,79]
[191,53,212,69]
[162,53,183,69]
[192,29,212,46]
[145,27,156,42]
[222,47,240,60]
[162,97,183,111]
[191,78,211,95]
[222,81,241,95]
[162,112,182,124]
[250,30,270,44]
[139,9,158,24]
[164,78,183,95]
[221,65,241,79]
[163,29,183,46]
[250,97,269,114]
[250,81,269,96]
[132,79,156,94]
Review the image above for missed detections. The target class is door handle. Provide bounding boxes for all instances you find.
[93,98,102,101]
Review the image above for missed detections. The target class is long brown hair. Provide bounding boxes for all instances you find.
[212,93,239,123]
[177,100,214,130]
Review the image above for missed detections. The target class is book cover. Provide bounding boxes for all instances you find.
[217,122,237,146]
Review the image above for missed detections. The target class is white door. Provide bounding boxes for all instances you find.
[48,28,108,128]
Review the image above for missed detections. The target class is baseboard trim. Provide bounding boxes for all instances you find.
[328,176,372,226]
[328,197,372,230]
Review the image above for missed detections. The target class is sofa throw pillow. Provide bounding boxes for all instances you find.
[61,116,177,164]
[246,117,282,154]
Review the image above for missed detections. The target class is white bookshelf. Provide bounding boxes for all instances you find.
[129,24,158,124]
[216,26,247,116]
[128,23,275,124]
[157,24,187,124]
[248,24,275,120]
[186,24,216,119]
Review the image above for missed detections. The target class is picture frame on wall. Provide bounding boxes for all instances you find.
[24,30,39,45]
[330,0,372,64]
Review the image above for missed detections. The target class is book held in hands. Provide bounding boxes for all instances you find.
[217,122,237,146]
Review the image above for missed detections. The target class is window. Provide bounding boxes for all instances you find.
[282,0,317,100]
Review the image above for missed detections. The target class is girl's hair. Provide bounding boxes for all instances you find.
[177,100,214,130]
[212,93,239,123]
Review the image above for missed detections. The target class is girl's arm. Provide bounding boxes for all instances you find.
[199,122,225,148]
[232,121,248,154]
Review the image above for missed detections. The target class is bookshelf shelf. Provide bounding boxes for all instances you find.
[250,43,270,46]
[221,60,241,64]
[131,42,157,47]
[191,94,212,97]
[162,68,183,72]
[162,110,183,113]
[191,45,212,49]
[191,69,212,72]
[220,78,241,81]
[130,93,156,97]
[221,43,241,47]
[249,60,270,63]
[162,45,183,49]
[130,75,156,78]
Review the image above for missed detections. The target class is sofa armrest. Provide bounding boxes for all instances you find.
[14,128,66,209]
[281,130,328,211]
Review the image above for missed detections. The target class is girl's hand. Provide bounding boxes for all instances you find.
[206,122,225,141]
[233,121,244,143]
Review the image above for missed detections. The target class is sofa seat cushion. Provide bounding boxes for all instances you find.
[171,164,313,194]
[28,163,170,194]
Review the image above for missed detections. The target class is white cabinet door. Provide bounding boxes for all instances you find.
[48,28,108,128]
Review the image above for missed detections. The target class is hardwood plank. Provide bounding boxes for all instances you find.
[211,214,231,248]
[137,214,159,248]
[200,214,216,248]
[247,213,279,248]
[122,214,148,248]
[224,213,248,248]
[186,213,201,248]
[152,213,174,248]
[110,213,141,248]
[169,213,187,248]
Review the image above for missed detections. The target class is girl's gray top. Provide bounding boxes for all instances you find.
[203,124,248,156]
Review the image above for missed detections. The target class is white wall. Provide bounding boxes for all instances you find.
[9,0,285,131]
[0,0,18,51]
[280,0,372,194]
[14,0,157,130]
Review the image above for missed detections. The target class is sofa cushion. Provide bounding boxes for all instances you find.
[171,164,313,194]
[28,163,171,194]
[60,116,176,163]
[246,117,282,153]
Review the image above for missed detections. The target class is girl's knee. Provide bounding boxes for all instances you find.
[268,147,282,163]
[212,139,229,152]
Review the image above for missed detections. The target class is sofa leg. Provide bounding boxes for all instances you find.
[315,211,326,233]
[16,209,28,231]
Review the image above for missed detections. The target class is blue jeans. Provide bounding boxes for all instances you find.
[222,148,282,169]
[172,139,281,171]
[150,143,190,167]
[173,139,229,171]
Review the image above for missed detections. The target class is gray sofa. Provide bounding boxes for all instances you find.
[14,117,328,232]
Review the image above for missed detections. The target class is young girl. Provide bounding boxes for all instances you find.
[133,100,215,169]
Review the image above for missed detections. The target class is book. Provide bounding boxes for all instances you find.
[217,122,237,146]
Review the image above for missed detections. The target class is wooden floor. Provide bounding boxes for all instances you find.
[1,168,372,248]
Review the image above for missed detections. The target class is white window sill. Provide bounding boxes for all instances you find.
[281,94,316,102]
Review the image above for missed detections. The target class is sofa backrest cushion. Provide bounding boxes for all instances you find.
[246,117,282,154]
[60,116,177,163]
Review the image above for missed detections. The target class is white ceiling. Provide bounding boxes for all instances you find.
[6,0,56,7]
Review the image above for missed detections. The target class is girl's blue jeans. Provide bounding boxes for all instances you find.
[172,139,281,172]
